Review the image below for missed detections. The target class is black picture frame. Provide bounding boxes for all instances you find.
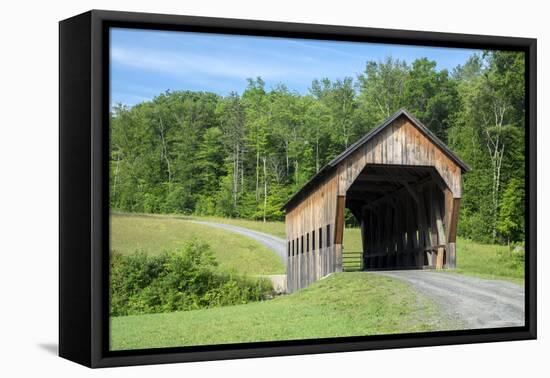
[59,9,537,368]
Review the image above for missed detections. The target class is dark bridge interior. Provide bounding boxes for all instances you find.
[344,164,447,271]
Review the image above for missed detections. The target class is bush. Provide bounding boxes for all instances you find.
[110,239,273,316]
[193,194,217,216]
[496,241,525,272]
[457,210,494,244]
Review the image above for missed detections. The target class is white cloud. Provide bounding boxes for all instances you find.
[110,46,313,81]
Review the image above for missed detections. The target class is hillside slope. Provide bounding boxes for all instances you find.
[111,272,459,350]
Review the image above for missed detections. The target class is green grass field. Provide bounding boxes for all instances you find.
[111,213,285,275]
[110,272,459,350]
[109,212,522,351]
[187,215,287,238]
[190,216,524,284]
[112,213,524,283]
[189,215,364,251]
[452,238,524,284]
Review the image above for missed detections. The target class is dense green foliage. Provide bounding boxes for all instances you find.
[110,239,273,316]
[111,272,458,350]
[110,51,525,244]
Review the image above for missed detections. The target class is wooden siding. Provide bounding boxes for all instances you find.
[285,171,339,293]
[336,117,462,198]
[285,114,465,292]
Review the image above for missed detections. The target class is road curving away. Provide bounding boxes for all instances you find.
[376,270,524,329]
[188,219,524,329]
[188,220,287,263]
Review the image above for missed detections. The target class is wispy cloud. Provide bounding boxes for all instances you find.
[111,46,312,81]
[110,28,480,107]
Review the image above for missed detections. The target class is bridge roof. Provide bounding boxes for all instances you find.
[282,108,470,211]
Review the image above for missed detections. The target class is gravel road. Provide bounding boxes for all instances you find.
[188,220,287,263]
[376,270,525,329]
[190,220,524,329]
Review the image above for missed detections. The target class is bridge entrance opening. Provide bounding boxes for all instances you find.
[343,164,453,271]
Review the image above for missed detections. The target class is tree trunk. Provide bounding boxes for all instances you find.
[256,148,260,202]
[485,102,507,241]
[263,156,267,223]
[285,140,289,177]
[158,117,171,187]
[233,142,239,208]
[112,150,120,203]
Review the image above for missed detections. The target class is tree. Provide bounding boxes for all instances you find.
[217,92,246,211]
[108,51,526,244]
[242,78,269,203]
[448,52,525,242]
[403,58,458,141]
[356,57,408,124]
[476,51,525,240]
[311,77,357,153]
[497,178,525,244]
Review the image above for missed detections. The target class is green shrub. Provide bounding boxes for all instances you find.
[110,239,273,316]
[496,241,525,273]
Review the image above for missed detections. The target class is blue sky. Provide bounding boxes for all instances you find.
[110,28,481,107]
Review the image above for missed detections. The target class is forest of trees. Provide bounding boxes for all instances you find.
[110,50,525,245]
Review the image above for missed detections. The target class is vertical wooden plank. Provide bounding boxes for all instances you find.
[393,197,401,267]
[288,215,293,292]
[447,198,460,268]
[319,226,324,278]
[283,116,465,289]
[295,237,299,291]
[381,202,386,268]
[364,209,370,269]
[361,208,368,260]
[316,227,320,280]
[307,233,311,285]
[400,195,408,266]
[334,196,346,245]
[416,186,428,267]
[334,195,345,273]
[433,190,447,270]
[366,209,371,269]
[377,205,382,268]
[427,185,437,266]
[285,238,292,293]
[304,233,309,286]
[436,247,445,269]
[328,223,333,273]
[447,243,456,269]
[385,201,393,268]
[298,234,305,289]
[409,199,419,266]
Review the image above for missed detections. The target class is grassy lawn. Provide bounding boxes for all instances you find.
[110,272,459,350]
[189,215,364,250]
[452,238,524,285]
[111,213,284,275]
[188,215,287,238]
[190,216,524,284]
[109,213,521,351]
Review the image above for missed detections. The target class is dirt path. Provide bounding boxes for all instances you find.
[376,270,524,329]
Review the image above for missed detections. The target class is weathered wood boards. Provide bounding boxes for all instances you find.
[284,110,468,292]
[285,171,338,292]
[336,116,463,198]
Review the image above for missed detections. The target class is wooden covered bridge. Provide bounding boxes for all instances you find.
[282,109,470,293]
